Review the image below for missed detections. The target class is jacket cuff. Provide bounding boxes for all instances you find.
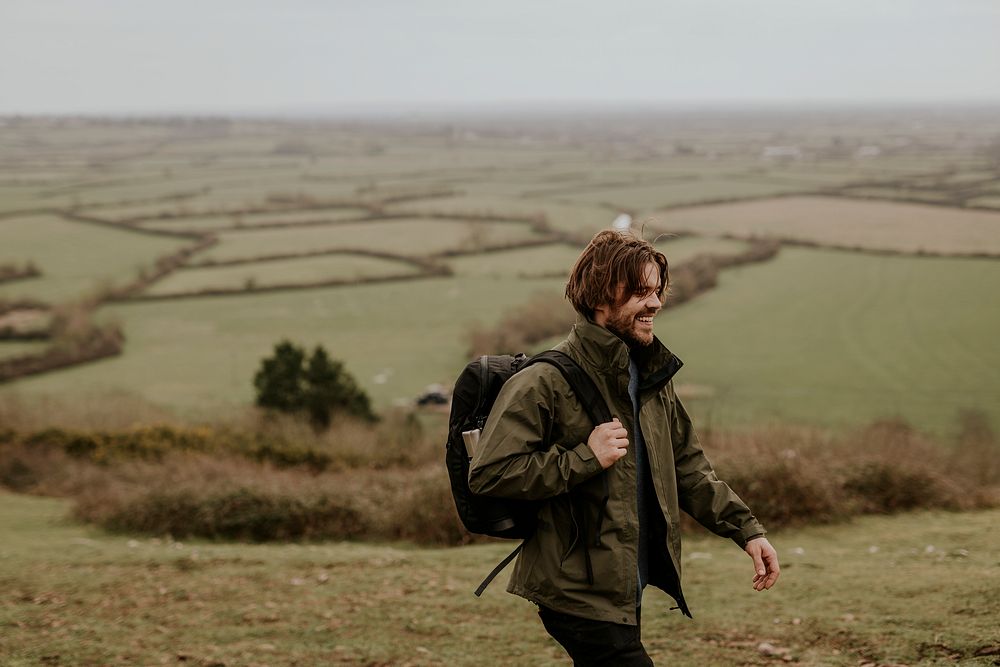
[571,441,604,476]
[733,524,767,550]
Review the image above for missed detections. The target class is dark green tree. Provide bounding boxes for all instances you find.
[254,340,376,428]
[304,346,377,428]
[253,340,306,412]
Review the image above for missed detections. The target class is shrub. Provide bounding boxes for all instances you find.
[842,464,962,513]
[949,409,1000,487]
[254,340,376,428]
[93,488,367,541]
[467,292,576,357]
[253,341,306,412]
[303,346,375,427]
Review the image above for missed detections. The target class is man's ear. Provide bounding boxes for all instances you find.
[593,303,610,326]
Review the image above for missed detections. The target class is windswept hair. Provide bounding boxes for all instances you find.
[565,230,669,320]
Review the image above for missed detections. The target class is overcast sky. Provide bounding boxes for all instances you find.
[2,0,999,115]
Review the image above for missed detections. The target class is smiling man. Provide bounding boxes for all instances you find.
[469,229,779,666]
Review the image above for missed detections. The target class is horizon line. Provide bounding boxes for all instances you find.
[4,98,1000,120]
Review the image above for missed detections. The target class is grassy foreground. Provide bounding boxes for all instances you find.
[2,493,997,666]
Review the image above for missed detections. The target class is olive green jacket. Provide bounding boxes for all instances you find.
[468,318,765,625]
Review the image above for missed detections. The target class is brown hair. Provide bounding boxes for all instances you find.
[565,230,669,320]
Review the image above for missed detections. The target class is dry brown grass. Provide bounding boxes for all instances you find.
[697,418,999,533]
[1,396,996,547]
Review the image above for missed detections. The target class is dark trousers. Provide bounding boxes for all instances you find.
[537,605,654,666]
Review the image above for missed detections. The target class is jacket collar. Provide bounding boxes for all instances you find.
[566,315,683,393]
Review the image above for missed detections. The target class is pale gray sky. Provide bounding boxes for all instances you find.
[2,0,999,115]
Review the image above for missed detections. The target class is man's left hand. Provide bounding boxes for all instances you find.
[744,537,780,591]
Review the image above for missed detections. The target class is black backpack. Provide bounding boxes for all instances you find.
[445,350,612,595]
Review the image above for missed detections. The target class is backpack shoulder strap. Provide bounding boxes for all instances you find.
[525,350,612,425]
[525,349,612,564]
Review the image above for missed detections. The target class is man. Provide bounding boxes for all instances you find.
[468,230,779,665]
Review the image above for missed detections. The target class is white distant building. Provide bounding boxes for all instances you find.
[612,213,632,231]
[761,146,802,160]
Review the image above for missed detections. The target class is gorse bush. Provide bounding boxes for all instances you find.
[1,405,997,547]
[19,424,330,470]
[7,409,430,473]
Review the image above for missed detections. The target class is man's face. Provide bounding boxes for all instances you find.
[594,262,662,348]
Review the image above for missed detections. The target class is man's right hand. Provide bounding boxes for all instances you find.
[588,417,629,469]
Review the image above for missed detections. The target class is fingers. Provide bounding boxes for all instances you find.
[750,550,767,591]
[745,540,781,592]
[588,419,630,469]
[751,551,766,577]
[597,419,628,447]
[604,418,627,436]
[761,551,781,590]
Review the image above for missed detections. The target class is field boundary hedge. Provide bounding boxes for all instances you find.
[0,262,41,285]
[0,232,215,379]
[828,190,1000,212]
[0,319,123,383]
[0,306,50,341]
[184,247,444,271]
[152,209,551,235]
[106,198,381,225]
[113,268,449,303]
[60,211,205,240]
[716,232,1000,260]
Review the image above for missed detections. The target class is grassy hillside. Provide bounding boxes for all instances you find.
[1,113,999,434]
[659,247,1000,434]
[2,245,997,434]
[0,274,566,413]
[2,492,997,666]
[3,227,1000,433]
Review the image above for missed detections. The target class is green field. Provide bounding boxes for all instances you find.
[0,274,566,414]
[444,237,749,278]
[198,218,546,263]
[134,207,373,233]
[146,254,423,297]
[0,214,188,302]
[0,341,48,360]
[656,247,1000,433]
[2,492,997,666]
[557,178,813,210]
[2,246,996,435]
[654,196,1000,254]
[1,112,999,436]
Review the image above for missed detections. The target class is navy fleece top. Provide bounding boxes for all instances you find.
[628,357,651,605]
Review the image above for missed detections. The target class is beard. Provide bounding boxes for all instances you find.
[605,308,656,349]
